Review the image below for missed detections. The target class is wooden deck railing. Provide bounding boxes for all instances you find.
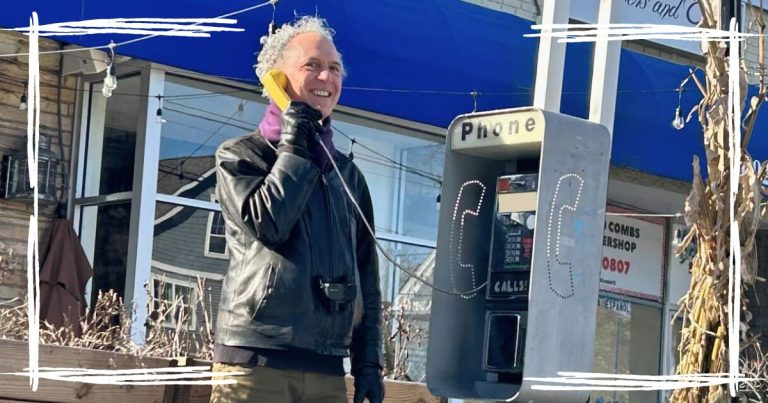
[0,339,444,403]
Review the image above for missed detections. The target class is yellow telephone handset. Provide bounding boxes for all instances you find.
[262,69,292,111]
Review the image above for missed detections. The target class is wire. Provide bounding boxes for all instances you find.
[343,86,693,97]
[331,124,443,184]
[153,101,447,187]
[606,212,683,218]
[164,99,258,128]
[114,1,272,48]
[315,134,486,298]
[158,106,244,184]
[57,48,697,99]
[0,1,273,57]
[54,51,265,85]
[335,152,443,186]
[0,72,254,100]
[163,107,253,132]
[159,98,446,186]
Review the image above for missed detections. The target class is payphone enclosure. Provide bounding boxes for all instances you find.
[426,107,611,402]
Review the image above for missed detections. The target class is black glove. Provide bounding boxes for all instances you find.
[353,365,384,403]
[277,101,322,159]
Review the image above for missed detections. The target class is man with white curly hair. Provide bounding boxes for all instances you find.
[210,15,384,403]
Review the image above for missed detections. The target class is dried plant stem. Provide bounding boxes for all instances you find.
[0,276,216,362]
[670,1,767,402]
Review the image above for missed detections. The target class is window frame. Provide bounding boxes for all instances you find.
[204,195,228,259]
[150,274,198,331]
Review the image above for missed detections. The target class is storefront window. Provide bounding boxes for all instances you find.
[80,202,132,307]
[152,276,197,330]
[157,75,264,199]
[592,296,661,403]
[153,201,228,275]
[206,209,227,257]
[77,75,142,306]
[663,313,684,402]
[331,119,443,241]
[81,75,141,197]
[152,201,227,330]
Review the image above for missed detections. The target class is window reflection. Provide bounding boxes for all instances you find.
[152,202,227,329]
[82,75,141,196]
[377,240,434,382]
[156,75,264,198]
[592,297,661,403]
[207,211,227,256]
[81,202,132,307]
[331,121,443,241]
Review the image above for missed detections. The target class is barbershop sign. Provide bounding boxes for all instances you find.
[599,207,664,301]
[572,0,703,55]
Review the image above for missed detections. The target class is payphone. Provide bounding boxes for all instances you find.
[482,174,537,375]
[426,107,611,402]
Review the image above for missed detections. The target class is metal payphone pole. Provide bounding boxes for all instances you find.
[533,0,571,112]
[589,0,621,139]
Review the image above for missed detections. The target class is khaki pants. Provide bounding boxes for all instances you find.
[210,363,348,403]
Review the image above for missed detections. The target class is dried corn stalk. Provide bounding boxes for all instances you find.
[670,1,768,402]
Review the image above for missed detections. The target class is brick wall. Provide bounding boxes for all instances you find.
[743,4,768,85]
[0,31,76,304]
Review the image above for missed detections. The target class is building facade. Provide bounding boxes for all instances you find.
[0,2,766,403]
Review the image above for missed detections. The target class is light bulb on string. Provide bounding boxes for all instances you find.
[19,82,27,110]
[156,107,167,124]
[673,227,684,247]
[102,42,117,98]
[268,0,279,35]
[156,95,167,124]
[671,72,691,131]
[672,106,685,130]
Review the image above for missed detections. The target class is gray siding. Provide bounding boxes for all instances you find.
[153,202,229,277]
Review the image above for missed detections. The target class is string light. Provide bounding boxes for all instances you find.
[101,42,117,98]
[672,106,685,130]
[19,81,27,110]
[672,77,686,130]
[268,0,279,36]
[672,66,705,131]
[156,95,167,124]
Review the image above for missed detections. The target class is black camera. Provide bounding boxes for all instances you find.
[317,276,357,312]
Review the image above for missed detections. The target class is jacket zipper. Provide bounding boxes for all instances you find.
[321,172,337,351]
[321,173,337,279]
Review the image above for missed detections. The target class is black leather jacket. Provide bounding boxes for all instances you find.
[213,131,382,371]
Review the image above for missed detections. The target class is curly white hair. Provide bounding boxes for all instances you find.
[255,16,346,97]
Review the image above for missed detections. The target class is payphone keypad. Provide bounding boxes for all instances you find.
[483,174,537,374]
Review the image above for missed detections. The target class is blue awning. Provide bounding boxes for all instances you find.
[2,0,764,182]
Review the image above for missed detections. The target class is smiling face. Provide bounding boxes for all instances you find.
[277,32,343,119]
